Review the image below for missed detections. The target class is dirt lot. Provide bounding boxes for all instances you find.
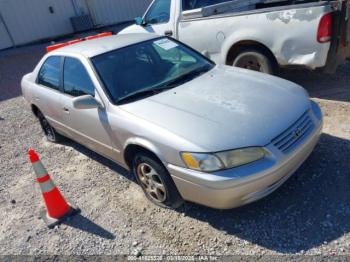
[0,41,349,258]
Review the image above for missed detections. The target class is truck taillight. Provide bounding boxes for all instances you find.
[317,13,332,43]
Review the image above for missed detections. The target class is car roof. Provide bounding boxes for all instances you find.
[52,33,160,58]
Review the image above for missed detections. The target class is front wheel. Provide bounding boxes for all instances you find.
[232,48,277,75]
[133,152,184,209]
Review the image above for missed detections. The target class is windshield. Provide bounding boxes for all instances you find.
[91,37,214,104]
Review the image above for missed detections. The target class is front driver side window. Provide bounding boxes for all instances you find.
[145,0,171,25]
[63,57,95,97]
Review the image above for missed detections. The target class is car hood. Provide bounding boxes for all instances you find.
[120,65,310,151]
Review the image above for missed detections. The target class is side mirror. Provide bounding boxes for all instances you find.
[72,95,102,110]
[135,17,144,26]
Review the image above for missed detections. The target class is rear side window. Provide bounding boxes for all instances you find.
[37,56,61,90]
[63,57,95,97]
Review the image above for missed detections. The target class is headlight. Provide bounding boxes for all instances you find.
[181,152,224,172]
[181,147,266,172]
[216,147,266,169]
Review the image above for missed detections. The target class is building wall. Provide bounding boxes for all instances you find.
[0,0,76,46]
[0,12,13,49]
[0,0,153,50]
[86,0,152,27]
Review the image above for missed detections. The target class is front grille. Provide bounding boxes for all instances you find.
[272,110,314,153]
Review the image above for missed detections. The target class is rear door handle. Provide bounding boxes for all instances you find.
[63,107,70,114]
[164,30,173,36]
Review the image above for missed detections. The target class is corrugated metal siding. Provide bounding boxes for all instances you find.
[0,0,76,46]
[72,0,90,16]
[0,12,13,49]
[87,0,152,26]
[0,0,153,50]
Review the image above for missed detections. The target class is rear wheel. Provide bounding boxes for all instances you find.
[232,48,277,75]
[133,152,184,209]
[37,111,61,143]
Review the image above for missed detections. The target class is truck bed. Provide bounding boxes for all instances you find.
[180,0,349,72]
[182,0,329,19]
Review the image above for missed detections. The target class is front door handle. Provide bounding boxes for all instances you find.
[164,30,173,36]
[63,107,70,114]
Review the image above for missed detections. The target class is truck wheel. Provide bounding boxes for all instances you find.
[232,48,277,75]
[133,152,184,209]
[37,111,61,143]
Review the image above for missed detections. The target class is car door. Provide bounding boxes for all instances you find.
[179,0,233,62]
[60,56,115,158]
[34,56,67,134]
[143,0,176,37]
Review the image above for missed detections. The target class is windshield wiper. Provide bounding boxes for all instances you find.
[117,89,159,105]
[116,66,212,105]
[117,84,179,105]
[162,65,212,89]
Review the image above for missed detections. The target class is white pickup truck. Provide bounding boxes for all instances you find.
[120,0,350,74]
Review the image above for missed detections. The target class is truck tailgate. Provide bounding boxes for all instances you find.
[343,0,350,42]
[324,0,350,72]
[338,0,350,51]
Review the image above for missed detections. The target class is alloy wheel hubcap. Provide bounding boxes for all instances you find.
[236,56,262,72]
[136,163,166,203]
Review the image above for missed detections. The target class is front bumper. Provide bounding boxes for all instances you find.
[168,104,323,209]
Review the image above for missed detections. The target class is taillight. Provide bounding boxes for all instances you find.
[317,13,332,43]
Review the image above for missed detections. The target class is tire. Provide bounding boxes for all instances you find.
[37,111,62,143]
[133,152,184,209]
[232,48,277,75]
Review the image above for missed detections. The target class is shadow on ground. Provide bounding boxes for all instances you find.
[63,213,115,240]
[180,133,350,253]
[60,138,132,182]
[281,63,350,103]
[0,45,44,102]
[61,133,349,253]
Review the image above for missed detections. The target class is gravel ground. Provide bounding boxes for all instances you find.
[0,41,349,258]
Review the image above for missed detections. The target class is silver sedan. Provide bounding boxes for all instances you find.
[22,33,323,209]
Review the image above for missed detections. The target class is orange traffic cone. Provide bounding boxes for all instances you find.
[28,149,80,228]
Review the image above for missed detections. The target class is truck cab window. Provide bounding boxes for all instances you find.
[144,0,171,25]
[183,0,232,10]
